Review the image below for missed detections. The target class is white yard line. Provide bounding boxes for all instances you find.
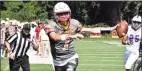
[79,51,124,54]
[79,40,124,47]
[80,56,123,58]
[79,64,124,66]
[77,69,124,71]
[101,41,125,46]
[77,40,124,47]
[76,47,124,50]
[79,40,96,42]
[79,54,123,55]
[79,60,122,61]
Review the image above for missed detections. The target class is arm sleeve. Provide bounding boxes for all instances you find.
[6,33,18,44]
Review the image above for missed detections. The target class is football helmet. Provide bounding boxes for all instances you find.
[53,2,71,26]
[132,15,142,30]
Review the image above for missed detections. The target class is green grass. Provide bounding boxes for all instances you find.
[75,38,125,71]
[1,58,9,71]
[1,38,127,71]
[1,58,53,71]
[30,64,53,71]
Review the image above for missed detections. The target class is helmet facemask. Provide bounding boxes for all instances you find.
[132,15,142,30]
[55,11,71,26]
[132,21,141,30]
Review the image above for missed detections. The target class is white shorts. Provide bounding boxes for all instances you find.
[124,50,139,69]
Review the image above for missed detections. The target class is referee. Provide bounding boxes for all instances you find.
[5,23,38,71]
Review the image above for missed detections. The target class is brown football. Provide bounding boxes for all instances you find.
[116,20,128,38]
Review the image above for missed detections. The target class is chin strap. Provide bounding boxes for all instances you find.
[58,21,70,31]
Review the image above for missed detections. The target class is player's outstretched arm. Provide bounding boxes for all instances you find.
[80,23,119,34]
[44,24,84,41]
[81,27,101,34]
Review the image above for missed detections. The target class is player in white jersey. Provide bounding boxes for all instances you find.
[122,15,141,71]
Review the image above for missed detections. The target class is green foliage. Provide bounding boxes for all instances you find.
[1,1,47,21]
[81,33,90,38]
[1,1,142,25]
[84,22,110,28]
[94,23,110,27]
[121,1,142,22]
[101,33,112,39]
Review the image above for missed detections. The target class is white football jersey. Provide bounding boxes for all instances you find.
[126,25,141,52]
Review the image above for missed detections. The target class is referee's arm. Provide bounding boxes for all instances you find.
[5,33,18,52]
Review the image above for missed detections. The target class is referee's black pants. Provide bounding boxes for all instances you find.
[9,55,30,71]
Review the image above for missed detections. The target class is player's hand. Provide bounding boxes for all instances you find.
[8,52,15,60]
[70,34,84,40]
[112,24,120,30]
[28,38,36,44]
[126,41,133,45]
[76,34,84,39]
[70,34,78,39]
[122,33,126,37]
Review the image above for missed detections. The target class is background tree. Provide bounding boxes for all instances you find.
[1,1,142,26]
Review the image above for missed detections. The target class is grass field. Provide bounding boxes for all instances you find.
[1,38,127,71]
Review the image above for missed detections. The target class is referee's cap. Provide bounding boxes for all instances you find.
[22,23,31,31]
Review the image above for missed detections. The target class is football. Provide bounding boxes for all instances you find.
[116,20,128,38]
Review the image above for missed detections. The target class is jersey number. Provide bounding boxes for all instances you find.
[129,34,140,42]
[63,39,70,50]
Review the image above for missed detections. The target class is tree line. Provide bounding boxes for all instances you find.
[0,1,142,26]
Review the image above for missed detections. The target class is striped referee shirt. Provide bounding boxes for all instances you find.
[7,31,30,58]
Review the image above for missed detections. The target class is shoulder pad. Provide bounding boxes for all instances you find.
[70,19,80,26]
[45,19,60,28]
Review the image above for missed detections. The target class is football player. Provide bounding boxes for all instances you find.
[44,2,102,71]
[122,15,142,71]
